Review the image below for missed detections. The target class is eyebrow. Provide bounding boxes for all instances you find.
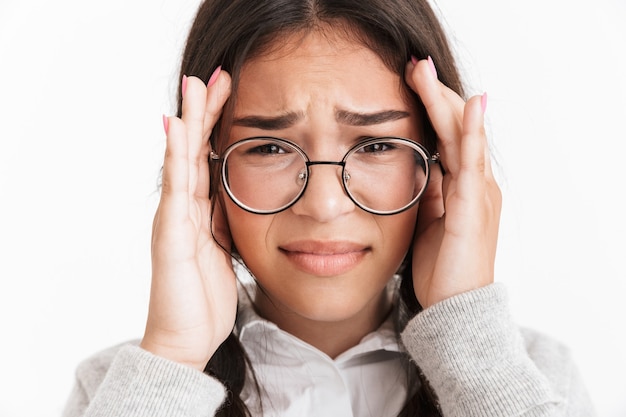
[232,109,410,130]
[232,112,303,130]
[335,109,411,126]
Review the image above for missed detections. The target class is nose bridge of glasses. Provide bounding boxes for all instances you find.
[299,160,350,206]
[304,160,348,183]
[306,160,345,168]
[294,158,356,219]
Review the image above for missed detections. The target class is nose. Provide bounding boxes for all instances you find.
[290,162,355,222]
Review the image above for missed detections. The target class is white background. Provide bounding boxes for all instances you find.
[0,0,624,416]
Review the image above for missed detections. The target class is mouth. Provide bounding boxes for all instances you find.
[279,241,370,277]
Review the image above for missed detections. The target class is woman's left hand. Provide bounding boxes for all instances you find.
[406,57,502,309]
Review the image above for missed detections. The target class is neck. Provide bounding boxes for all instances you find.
[253,288,391,359]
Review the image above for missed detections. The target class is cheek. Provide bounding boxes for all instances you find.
[223,196,272,257]
[379,207,418,259]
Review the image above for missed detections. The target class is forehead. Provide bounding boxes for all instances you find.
[234,28,409,116]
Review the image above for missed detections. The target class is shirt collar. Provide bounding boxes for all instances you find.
[235,280,403,364]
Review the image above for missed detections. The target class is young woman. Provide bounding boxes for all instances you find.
[62,0,595,416]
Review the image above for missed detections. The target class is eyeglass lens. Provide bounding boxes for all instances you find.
[221,137,429,215]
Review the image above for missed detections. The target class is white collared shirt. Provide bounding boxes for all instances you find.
[237,296,412,417]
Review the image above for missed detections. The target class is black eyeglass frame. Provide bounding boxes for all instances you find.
[210,136,440,216]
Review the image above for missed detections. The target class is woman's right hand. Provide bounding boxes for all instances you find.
[140,70,237,371]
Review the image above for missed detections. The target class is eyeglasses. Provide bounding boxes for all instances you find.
[210,136,439,215]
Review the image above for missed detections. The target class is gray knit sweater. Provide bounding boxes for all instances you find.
[62,284,595,416]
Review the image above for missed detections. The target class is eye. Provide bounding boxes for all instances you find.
[248,142,289,155]
[358,141,396,153]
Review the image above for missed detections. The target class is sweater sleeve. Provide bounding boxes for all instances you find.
[62,343,226,417]
[400,283,596,417]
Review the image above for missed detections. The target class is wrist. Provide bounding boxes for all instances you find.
[139,338,214,372]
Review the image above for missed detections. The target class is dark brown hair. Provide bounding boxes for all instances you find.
[177,0,465,415]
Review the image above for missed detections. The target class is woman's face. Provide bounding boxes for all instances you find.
[223,29,422,329]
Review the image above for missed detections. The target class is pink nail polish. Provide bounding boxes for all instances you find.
[162,115,169,134]
[481,92,488,113]
[182,75,188,98]
[427,56,438,79]
[411,55,418,65]
[208,66,222,87]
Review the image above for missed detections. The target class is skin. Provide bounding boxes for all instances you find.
[225,31,421,357]
[141,28,501,370]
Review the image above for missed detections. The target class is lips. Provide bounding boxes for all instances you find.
[279,241,370,277]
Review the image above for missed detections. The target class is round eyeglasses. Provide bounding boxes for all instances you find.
[210,136,439,215]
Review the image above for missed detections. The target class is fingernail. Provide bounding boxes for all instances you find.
[181,75,188,98]
[481,92,488,113]
[427,56,438,79]
[208,66,222,87]
[411,55,418,65]
[162,114,169,134]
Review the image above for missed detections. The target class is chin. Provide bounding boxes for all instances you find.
[295,298,365,322]
[270,280,389,323]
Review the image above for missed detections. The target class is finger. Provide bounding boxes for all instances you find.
[459,94,488,179]
[158,116,191,226]
[181,76,210,150]
[161,116,189,195]
[475,94,496,179]
[405,58,465,175]
[197,69,232,199]
[203,68,232,138]
[460,93,501,220]
[181,76,209,195]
